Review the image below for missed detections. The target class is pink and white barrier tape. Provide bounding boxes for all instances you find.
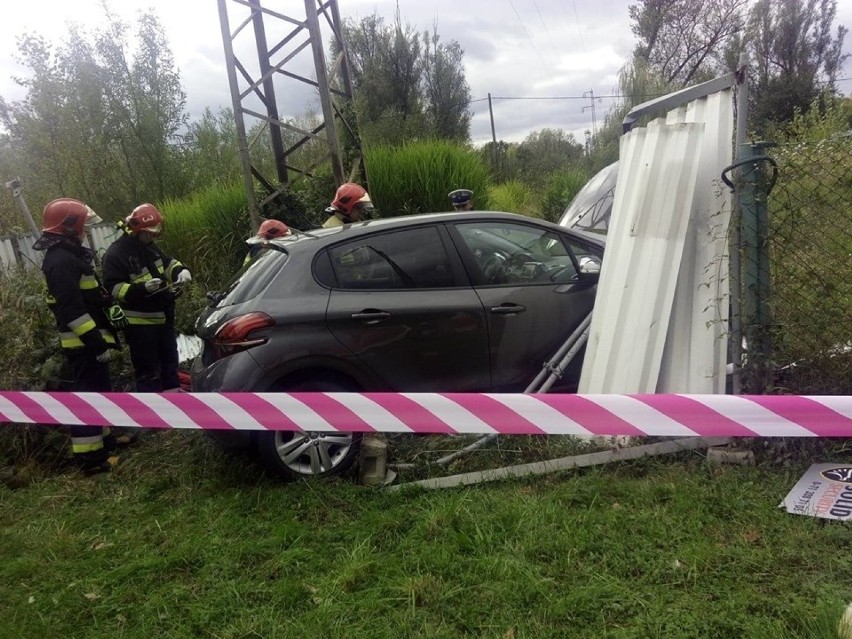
[0,391,850,437]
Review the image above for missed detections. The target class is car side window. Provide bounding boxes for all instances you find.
[454,221,581,285]
[328,226,457,290]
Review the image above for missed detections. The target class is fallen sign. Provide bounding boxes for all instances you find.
[0,391,850,436]
[781,464,852,521]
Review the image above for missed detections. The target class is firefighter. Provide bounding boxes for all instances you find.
[322,182,373,228]
[448,188,474,211]
[33,198,126,474]
[243,219,291,266]
[103,203,191,392]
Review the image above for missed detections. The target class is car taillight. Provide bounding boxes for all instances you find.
[212,312,275,360]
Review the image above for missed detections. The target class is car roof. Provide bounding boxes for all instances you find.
[270,211,606,253]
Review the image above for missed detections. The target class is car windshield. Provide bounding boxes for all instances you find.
[211,248,288,308]
[559,162,618,234]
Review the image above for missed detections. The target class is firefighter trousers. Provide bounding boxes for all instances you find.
[64,350,111,464]
[124,324,180,392]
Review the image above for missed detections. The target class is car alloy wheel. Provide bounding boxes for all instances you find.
[255,378,362,480]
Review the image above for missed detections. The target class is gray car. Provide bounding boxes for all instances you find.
[191,211,604,479]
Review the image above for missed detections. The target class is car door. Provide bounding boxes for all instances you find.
[324,224,491,392]
[448,219,600,392]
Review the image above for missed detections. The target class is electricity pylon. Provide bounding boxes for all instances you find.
[217,0,362,229]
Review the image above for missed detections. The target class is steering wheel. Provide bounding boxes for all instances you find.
[508,252,534,266]
[481,251,508,284]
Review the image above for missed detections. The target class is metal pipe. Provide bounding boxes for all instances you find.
[526,313,592,392]
[5,178,39,236]
[538,330,589,393]
[436,313,594,466]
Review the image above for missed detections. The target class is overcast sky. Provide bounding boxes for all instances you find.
[1,0,850,145]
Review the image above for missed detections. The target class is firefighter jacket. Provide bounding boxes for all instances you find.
[37,236,118,354]
[322,213,345,229]
[103,231,187,327]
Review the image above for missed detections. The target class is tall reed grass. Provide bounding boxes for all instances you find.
[158,182,248,288]
[365,141,491,216]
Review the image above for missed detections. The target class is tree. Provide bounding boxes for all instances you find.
[183,107,241,191]
[733,0,849,128]
[590,59,674,170]
[422,27,471,141]
[630,0,748,86]
[94,9,188,201]
[0,8,188,220]
[337,10,471,144]
[514,129,584,185]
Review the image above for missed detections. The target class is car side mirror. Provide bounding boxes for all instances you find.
[578,256,602,274]
[577,271,600,285]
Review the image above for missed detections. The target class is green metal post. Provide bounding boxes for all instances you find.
[738,142,773,393]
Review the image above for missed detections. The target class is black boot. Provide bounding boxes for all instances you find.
[76,452,116,476]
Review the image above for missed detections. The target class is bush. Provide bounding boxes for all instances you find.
[541,169,589,223]
[487,180,541,218]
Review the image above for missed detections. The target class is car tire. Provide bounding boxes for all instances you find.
[255,379,362,481]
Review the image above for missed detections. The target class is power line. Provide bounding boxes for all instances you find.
[486,94,626,100]
[507,0,555,82]
[570,0,586,50]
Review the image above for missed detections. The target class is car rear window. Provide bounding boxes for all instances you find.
[213,248,288,308]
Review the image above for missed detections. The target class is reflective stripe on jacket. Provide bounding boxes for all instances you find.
[102,231,186,326]
[40,238,117,354]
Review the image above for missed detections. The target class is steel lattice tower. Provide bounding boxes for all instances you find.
[217,0,362,230]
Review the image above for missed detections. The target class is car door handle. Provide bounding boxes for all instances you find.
[351,310,391,322]
[490,304,526,315]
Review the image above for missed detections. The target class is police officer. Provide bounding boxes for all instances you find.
[448,188,474,211]
[322,183,373,228]
[33,198,125,474]
[243,219,291,266]
[103,203,191,392]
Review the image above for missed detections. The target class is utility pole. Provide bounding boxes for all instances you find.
[488,92,497,167]
[217,0,362,230]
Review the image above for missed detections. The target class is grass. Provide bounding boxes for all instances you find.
[2,432,851,638]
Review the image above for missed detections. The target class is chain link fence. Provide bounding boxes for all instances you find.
[767,134,852,394]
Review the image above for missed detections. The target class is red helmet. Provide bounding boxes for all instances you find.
[125,203,164,236]
[331,183,372,216]
[256,219,290,240]
[42,198,93,237]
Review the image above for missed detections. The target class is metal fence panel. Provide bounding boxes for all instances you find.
[768,135,852,394]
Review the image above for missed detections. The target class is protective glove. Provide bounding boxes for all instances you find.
[144,278,163,293]
[176,270,192,285]
[106,305,129,329]
[96,350,111,363]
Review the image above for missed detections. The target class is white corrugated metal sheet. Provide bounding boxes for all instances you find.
[87,223,122,256]
[0,238,17,270]
[0,223,118,272]
[579,88,734,394]
[579,121,706,393]
[658,90,733,393]
[15,233,43,269]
